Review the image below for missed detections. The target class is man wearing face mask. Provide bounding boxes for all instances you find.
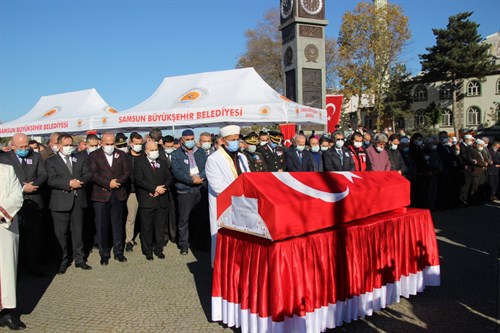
[242,132,267,172]
[88,132,130,266]
[437,131,457,209]
[347,132,371,172]
[308,137,324,171]
[134,141,173,260]
[29,140,40,153]
[323,131,355,172]
[205,125,250,265]
[285,134,314,172]
[45,133,92,274]
[161,135,178,245]
[458,134,476,205]
[0,133,48,277]
[365,133,392,171]
[469,139,488,204]
[171,129,208,255]
[114,132,129,154]
[257,130,286,171]
[199,132,215,156]
[124,132,143,252]
[386,134,406,175]
[40,132,61,161]
[258,131,269,147]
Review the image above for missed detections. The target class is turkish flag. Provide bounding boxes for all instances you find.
[326,95,343,133]
[279,123,296,148]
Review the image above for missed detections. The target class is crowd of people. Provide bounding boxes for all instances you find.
[0,124,499,330]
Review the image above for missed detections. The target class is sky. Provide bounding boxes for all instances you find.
[0,0,499,124]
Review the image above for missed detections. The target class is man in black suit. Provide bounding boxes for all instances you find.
[323,131,355,172]
[161,135,178,245]
[88,133,130,265]
[46,134,92,274]
[284,134,314,172]
[459,134,476,205]
[134,141,173,260]
[0,133,48,276]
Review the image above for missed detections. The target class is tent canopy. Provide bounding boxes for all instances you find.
[94,67,326,132]
[0,88,118,137]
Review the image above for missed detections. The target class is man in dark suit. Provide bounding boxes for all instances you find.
[88,132,130,266]
[323,131,355,172]
[171,129,208,255]
[134,141,173,260]
[284,134,314,172]
[161,135,178,245]
[257,131,286,171]
[459,134,476,205]
[46,133,92,274]
[124,132,143,252]
[0,133,48,276]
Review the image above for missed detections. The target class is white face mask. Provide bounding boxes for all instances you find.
[376,146,384,152]
[33,148,40,153]
[310,146,320,153]
[477,146,484,151]
[353,141,363,149]
[389,144,398,150]
[247,145,257,153]
[165,148,175,155]
[335,140,345,149]
[296,145,305,152]
[320,146,329,151]
[51,145,59,153]
[132,145,142,153]
[117,147,128,153]
[260,141,267,146]
[201,142,212,150]
[61,146,74,156]
[87,146,99,153]
[148,151,159,160]
[103,146,114,155]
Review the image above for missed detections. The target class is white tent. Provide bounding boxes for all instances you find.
[0,88,118,137]
[94,68,326,132]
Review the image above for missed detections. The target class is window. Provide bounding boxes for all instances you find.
[415,110,425,127]
[396,117,405,130]
[466,81,481,96]
[496,79,500,94]
[441,109,453,127]
[364,115,373,129]
[413,85,427,101]
[439,84,451,99]
[466,106,481,125]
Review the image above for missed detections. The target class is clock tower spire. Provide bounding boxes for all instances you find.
[279,0,328,110]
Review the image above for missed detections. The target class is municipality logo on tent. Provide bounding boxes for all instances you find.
[172,88,208,107]
[41,106,61,118]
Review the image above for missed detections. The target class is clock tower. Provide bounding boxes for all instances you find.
[279,0,328,110]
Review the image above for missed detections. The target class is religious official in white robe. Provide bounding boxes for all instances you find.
[0,164,24,312]
[205,125,250,266]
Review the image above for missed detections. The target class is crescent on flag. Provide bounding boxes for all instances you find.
[271,172,355,203]
[326,102,336,117]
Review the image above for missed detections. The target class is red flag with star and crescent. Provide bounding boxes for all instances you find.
[326,95,343,133]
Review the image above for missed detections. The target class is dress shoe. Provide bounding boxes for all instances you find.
[125,242,134,252]
[57,265,68,275]
[100,258,109,266]
[145,254,154,261]
[180,247,189,255]
[155,252,165,259]
[75,262,92,270]
[114,255,127,263]
[0,313,26,330]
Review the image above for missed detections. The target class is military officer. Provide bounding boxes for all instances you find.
[242,132,267,172]
[257,131,285,171]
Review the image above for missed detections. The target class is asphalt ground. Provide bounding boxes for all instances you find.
[3,202,500,333]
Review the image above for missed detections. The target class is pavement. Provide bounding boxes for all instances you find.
[4,202,500,333]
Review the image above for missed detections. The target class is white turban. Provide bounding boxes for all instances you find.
[220,125,241,138]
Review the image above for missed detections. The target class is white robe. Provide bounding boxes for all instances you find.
[205,149,249,266]
[0,164,24,310]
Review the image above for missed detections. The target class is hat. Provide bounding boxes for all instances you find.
[244,132,259,145]
[269,131,282,144]
[220,125,241,138]
[464,134,473,140]
[476,139,485,145]
[181,129,194,137]
[115,132,127,147]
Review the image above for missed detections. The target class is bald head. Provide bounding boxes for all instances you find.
[145,140,158,151]
[101,133,115,146]
[12,133,29,149]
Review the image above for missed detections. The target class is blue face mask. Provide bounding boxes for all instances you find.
[184,140,195,149]
[403,147,410,153]
[269,142,278,149]
[16,149,29,158]
[226,140,239,152]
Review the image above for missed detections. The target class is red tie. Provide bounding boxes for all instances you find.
[151,161,156,172]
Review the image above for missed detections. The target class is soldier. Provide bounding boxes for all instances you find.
[242,132,267,172]
[257,130,286,171]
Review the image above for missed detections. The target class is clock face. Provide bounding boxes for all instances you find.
[300,0,323,16]
[281,0,293,19]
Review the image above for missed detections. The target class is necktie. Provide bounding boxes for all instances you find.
[151,161,156,172]
[337,149,343,166]
[65,156,72,175]
[297,151,302,161]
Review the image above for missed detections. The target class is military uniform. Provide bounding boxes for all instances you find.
[243,132,267,172]
[256,131,286,171]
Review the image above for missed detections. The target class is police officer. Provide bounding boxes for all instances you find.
[257,131,285,171]
[242,132,267,172]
